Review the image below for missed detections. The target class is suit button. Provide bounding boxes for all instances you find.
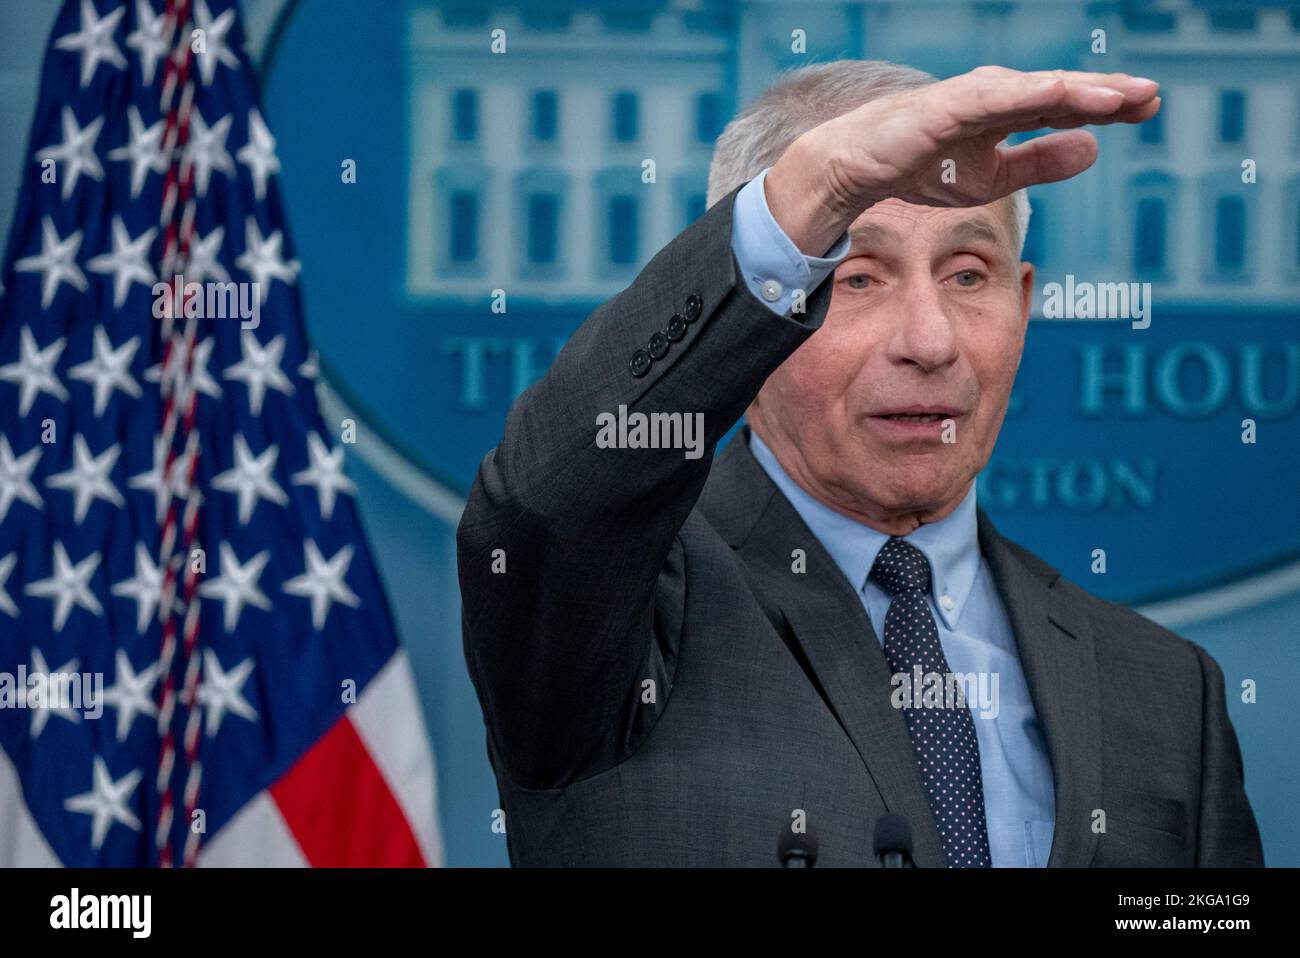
[666,313,687,341]
[684,293,702,323]
[630,348,651,377]
[648,331,669,360]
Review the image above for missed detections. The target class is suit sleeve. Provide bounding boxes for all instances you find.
[456,179,838,790]
[1190,641,1265,866]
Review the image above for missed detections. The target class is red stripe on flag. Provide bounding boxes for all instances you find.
[269,716,427,867]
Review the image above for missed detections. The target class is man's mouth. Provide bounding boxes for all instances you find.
[872,407,962,422]
[878,412,947,422]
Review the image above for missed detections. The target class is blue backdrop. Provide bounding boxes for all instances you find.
[2,0,1297,867]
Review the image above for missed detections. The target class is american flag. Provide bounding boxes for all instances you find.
[0,0,442,866]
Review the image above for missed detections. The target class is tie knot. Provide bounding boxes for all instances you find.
[869,536,932,596]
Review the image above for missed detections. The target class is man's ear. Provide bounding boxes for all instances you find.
[1018,261,1035,331]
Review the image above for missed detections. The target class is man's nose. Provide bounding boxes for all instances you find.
[888,274,961,373]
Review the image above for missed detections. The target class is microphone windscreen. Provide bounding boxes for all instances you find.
[778,825,819,865]
[873,813,913,857]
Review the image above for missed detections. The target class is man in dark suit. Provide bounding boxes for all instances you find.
[457,61,1264,867]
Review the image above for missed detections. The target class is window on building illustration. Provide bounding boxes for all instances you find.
[1021,199,1044,264]
[696,92,724,144]
[608,194,638,265]
[603,9,654,31]
[1208,9,1256,32]
[613,92,638,143]
[527,193,559,264]
[1139,98,1163,144]
[450,190,478,262]
[1134,197,1166,272]
[1219,91,1245,144]
[521,8,569,29]
[1120,7,1174,32]
[686,192,706,225]
[1215,196,1245,270]
[453,89,478,142]
[442,7,489,28]
[532,91,558,142]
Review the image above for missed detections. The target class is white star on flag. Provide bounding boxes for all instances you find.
[223,330,294,415]
[87,218,157,308]
[125,0,169,86]
[14,218,87,310]
[298,350,320,380]
[107,106,168,199]
[26,649,83,737]
[34,106,105,200]
[212,435,288,524]
[143,334,222,400]
[24,542,103,632]
[182,109,234,197]
[283,540,361,630]
[0,327,69,415]
[196,650,258,736]
[128,435,189,524]
[237,108,280,202]
[193,0,240,86]
[53,0,127,88]
[236,216,299,302]
[0,553,18,618]
[45,434,124,524]
[292,432,356,521]
[67,326,143,416]
[181,225,230,284]
[63,757,143,850]
[199,542,272,632]
[98,649,162,742]
[0,434,44,523]
[110,543,166,633]
[163,437,199,502]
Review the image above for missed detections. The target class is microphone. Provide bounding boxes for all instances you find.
[778,825,819,868]
[873,813,915,868]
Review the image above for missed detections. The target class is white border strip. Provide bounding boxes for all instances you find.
[0,744,61,866]
[1136,556,1300,630]
[350,650,446,867]
[315,375,466,526]
[196,791,309,867]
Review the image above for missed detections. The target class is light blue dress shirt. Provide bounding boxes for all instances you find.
[731,171,1057,867]
[729,167,852,317]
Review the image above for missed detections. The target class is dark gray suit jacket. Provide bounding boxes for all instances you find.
[457,180,1265,867]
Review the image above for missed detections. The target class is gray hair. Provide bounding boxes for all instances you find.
[707,59,1032,257]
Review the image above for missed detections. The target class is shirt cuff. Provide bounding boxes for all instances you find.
[730,167,852,318]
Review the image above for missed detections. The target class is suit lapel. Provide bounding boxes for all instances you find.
[976,507,1102,867]
[700,432,947,868]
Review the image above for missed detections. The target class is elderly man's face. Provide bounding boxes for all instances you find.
[748,198,1034,533]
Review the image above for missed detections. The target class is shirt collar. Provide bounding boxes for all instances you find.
[747,430,981,630]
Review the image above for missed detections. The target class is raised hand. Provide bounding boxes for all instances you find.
[765,66,1160,256]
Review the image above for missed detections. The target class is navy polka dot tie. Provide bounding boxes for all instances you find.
[870,536,993,868]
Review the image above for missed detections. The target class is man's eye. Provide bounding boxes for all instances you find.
[842,274,873,289]
[953,270,983,287]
